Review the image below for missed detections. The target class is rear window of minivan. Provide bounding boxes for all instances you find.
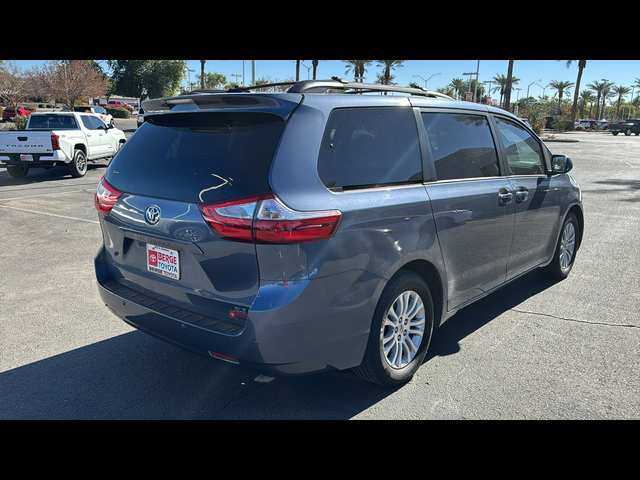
[105,112,284,203]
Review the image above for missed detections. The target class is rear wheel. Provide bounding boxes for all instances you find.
[353,272,434,387]
[68,149,87,178]
[7,164,29,178]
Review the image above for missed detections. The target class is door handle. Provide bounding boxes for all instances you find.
[516,187,529,202]
[498,189,513,204]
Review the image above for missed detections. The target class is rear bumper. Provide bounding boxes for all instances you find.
[0,150,68,166]
[95,245,376,377]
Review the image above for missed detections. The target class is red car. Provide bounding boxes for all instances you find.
[2,105,36,121]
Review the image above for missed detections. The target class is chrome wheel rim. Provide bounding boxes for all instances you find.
[381,290,426,370]
[559,222,576,270]
[77,152,87,173]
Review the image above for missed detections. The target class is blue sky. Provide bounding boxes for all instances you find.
[12,60,640,101]
[184,60,640,98]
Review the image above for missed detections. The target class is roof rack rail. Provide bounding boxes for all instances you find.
[212,78,453,99]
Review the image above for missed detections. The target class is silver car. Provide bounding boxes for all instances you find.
[95,79,583,386]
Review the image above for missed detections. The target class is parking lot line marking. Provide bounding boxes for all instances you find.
[0,189,87,202]
[0,203,99,224]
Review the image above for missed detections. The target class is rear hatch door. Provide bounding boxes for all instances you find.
[99,95,301,325]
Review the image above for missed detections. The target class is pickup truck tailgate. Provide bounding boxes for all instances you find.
[0,131,56,157]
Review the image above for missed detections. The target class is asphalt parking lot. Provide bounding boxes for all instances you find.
[1,119,638,419]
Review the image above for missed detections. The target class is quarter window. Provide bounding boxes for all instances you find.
[318,107,423,189]
[494,117,545,175]
[421,112,500,181]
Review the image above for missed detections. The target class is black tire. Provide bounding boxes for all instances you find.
[67,149,87,178]
[625,128,632,136]
[7,164,29,178]
[353,271,434,387]
[612,132,619,136]
[543,212,579,280]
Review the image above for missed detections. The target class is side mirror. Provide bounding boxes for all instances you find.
[551,155,573,174]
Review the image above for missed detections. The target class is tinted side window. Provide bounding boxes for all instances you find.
[318,107,422,189]
[494,117,545,175]
[422,112,500,181]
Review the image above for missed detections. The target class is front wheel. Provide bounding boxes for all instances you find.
[353,272,434,387]
[625,128,632,136]
[543,212,579,279]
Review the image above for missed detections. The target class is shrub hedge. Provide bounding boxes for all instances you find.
[105,106,131,119]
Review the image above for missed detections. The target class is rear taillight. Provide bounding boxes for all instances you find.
[51,135,60,150]
[198,192,341,245]
[95,177,123,215]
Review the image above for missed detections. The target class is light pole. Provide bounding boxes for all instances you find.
[413,73,440,90]
[527,79,541,102]
[463,71,479,101]
[187,69,195,91]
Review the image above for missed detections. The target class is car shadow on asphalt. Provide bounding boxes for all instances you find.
[0,271,562,420]
[426,270,560,360]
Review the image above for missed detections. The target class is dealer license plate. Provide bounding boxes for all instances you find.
[146,244,180,280]
[20,154,33,161]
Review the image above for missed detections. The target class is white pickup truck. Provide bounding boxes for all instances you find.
[0,111,127,178]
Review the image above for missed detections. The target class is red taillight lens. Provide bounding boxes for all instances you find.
[198,193,341,245]
[198,194,262,243]
[95,177,123,215]
[51,135,60,150]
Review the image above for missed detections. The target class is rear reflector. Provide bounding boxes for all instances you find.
[198,192,341,245]
[95,177,123,215]
[208,351,239,364]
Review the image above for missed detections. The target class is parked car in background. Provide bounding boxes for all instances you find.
[136,107,146,128]
[94,78,583,387]
[2,105,36,122]
[74,105,114,126]
[608,119,640,136]
[0,111,126,178]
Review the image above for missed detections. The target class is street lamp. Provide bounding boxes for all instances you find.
[527,79,541,101]
[463,71,478,101]
[187,69,195,91]
[413,73,440,90]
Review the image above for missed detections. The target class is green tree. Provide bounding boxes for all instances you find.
[493,71,520,108]
[548,79,575,116]
[612,85,631,119]
[579,89,596,118]
[448,77,466,100]
[376,60,404,86]
[107,60,185,101]
[343,60,372,82]
[587,80,615,120]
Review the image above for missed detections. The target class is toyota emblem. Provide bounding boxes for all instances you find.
[145,205,161,225]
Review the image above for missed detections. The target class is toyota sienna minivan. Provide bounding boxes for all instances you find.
[95,78,583,386]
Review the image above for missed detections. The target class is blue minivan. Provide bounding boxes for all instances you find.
[94,79,583,386]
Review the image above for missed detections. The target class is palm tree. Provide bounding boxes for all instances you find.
[200,60,206,89]
[503,61,515,111]
[296,60,301,81]
[587,80,614,120]
[579,90,595,119]
[612,85,631,119]
[548,80,575,116]
[448,78,466,100]
[377,60,404,86]
[312,60,319,80]
[563,60,587,130]
[343,60,372,82]
[493,72,520,108]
